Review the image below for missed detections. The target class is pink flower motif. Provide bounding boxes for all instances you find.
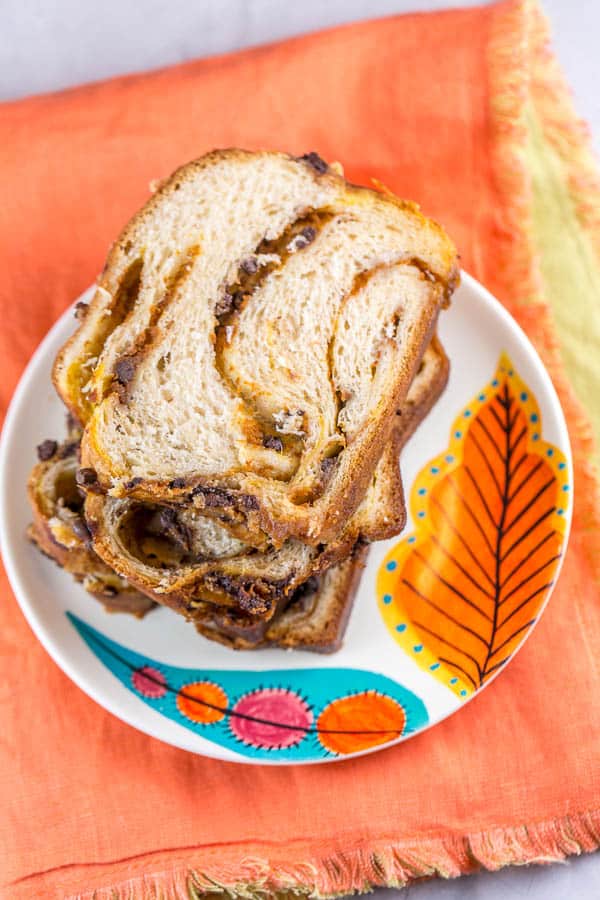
[230,688,312,749]
[132,665,167,699]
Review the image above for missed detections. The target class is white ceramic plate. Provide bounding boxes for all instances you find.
[0,273,572,764]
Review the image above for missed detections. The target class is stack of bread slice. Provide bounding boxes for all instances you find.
[28,149,458,652]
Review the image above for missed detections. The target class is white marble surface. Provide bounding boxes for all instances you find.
[2,1,599,897]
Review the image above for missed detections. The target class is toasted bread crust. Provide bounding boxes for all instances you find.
[29,338,448,636]
[82,340,447,617]
[192,339,449,650]
[391,333,450,448]
[54,149,458,548]
[82,436,403,620]
[191,340,449,645]
[194,543,369,653]
[27,444,154,617]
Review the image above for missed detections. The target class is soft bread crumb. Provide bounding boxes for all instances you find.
[54,149,457,546]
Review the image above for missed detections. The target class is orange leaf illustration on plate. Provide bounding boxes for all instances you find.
[378,354,570,699]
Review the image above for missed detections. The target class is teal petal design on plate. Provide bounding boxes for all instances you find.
[68,614,429,761]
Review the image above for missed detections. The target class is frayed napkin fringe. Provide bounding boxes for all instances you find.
[64,810,600,898]
[20,3,600,897]
[488,0,600,583]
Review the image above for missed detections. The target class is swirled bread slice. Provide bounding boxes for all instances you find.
[84,339,448,619]
[194,338,448,648]
[195,545,369,653]
[28,340,446,647]
[54,149,458,547]
[27,439,154,617]
[26,438,365,645]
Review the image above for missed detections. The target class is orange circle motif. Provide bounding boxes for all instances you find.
[317,692,406,755]
[177,681,228,724]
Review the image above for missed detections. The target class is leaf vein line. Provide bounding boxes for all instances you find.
[482,658,511,679]
[501,508,556,563]
[465,464,500,531]
[480,378,511,678]
[488,402,506,433]
[497,583,553,630]
[447,475,496,559]
[507,458,544,508]
[499,555,561,606]
[509,423,528,458]
[507,405,521,436]
[412,551,494,621]
[494,387,513,411]
[401,579,491,648]
[474,416,506,466]
[509,451,529,485]
[430,534,495,601]
[437,658,479,689]
[504,477,556,536]
[500,532,555,590]
[411,622,484,678]
[488,619,537,661]
[469,430,504,500]
[430,498,496,589]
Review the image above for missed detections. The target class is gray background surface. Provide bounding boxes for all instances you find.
[2,1,599,897]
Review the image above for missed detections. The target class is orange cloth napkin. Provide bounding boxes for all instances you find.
[1,1,599,897]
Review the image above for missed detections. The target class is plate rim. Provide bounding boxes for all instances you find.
[0,270,573,765]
